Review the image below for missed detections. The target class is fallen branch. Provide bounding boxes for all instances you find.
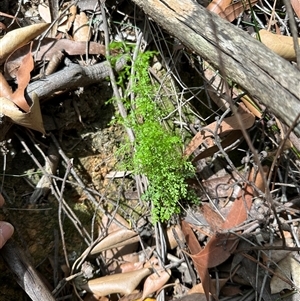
[26,56,128,101]
[0,239,56,301]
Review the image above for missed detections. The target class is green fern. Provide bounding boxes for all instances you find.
[114,47,196,222]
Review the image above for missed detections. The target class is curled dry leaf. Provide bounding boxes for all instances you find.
[206,0,231,17]
[83,295,109,301]
[291,0,300,19]
[0,94,45,134]
[0,23,50,62]
[192,130,243,162]
[142,268,171,300]
[5,38,105,79]
[73,12,91,42]
[100,212,130,233]
[117,261,144,273]
[270,253,300,294]
[80,268,151,297]
[0,72,13,99]
[165,224,185,250]
[58,4,77,33]
[38,3,51,23]
[11,49,34,112]
[174,294,207,301]
[90,229,139,255]
[256,29,300,61]
[223,0,258,22]
[184,108,255,156]
[144,256,159,268]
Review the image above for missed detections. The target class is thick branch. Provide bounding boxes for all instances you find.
[26,56,127,101]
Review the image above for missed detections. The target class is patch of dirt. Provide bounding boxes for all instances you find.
[0,82,139,300]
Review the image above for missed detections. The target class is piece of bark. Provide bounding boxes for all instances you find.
[0,239,56,301]
[131,0,300,136]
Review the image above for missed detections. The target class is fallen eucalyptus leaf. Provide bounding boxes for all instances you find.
[165,224,184,250]
[38,3,51,23]
[0,94,45,134]
[142,268,171,299]
[80,268,151,297]
[257,29,300,61]
[184,107,255,156]
[73,12,91,42]
[90,229,139,255]
[11,49,34,112]
[0,72,13,99]
[0,23,50,62]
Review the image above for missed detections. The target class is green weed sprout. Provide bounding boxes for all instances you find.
[114,47,196,222]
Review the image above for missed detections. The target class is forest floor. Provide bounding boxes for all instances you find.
[0,0,300,301]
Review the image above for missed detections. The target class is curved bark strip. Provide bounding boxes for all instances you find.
[131,0,300,135]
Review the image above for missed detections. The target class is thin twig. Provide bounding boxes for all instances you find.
[100,2,135,142]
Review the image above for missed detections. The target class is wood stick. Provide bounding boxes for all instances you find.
[0,239,56,301]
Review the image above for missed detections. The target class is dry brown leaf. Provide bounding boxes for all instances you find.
[270,253,300,293]
[117,261,144,273]
[191,234,239,269]
[207,0,231,17]
[201,204,224,232]
[73,12,91,42]
[11,49,34,112]
[257,29,300,61]
[184,169,265,299]
[38,3,52,23]
[0,72,13,99]
[184,108,255,157]
[0,23,50,62]
[144,256,159,269]
[189,278,229,300]
[223,0,258,22]
[192,130,244,162]
[188,232,239,299]
[100,212,131,233]
[44,50,65,76]
[141,268,171,299]
[165,224,185,250]
[240,94,262,118]
[58,4,77,33]
[0,94,45,133]
[90,229,139,255]
[181,221,211,300]
[261,236,294,264]
[98,214,140,272]
[80,268,152,297]
[181,221,203,255]
[291,0,300,18]
[5,38,105,79]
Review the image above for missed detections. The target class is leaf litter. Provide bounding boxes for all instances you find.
[0,0,299,301]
